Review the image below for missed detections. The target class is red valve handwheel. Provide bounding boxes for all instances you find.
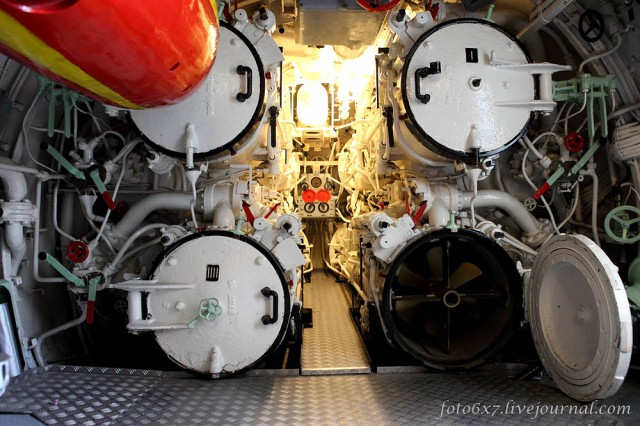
[67,241,89,263]
[565,132,585,153]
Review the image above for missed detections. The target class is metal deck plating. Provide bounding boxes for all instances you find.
[1,365,638,425]
[300,273,370,375]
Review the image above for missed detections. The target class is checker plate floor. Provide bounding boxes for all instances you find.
[1,365,639,425]
[300,272,370,375]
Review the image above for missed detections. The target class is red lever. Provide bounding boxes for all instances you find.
[412,201,428,225]
[264,203,280,219]
[242,201,256,226]
[100,191,116,211]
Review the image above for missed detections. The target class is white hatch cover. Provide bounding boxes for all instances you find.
[527,234,632,401]
[149,232,290,376]
[401,19,534,161]
[130,22,265,159]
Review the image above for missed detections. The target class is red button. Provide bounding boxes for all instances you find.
[302,190,316,203]
[316,189,331,203]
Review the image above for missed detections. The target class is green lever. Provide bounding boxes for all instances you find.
[187,298,222,328]
[86,275,101,324]
[445,210,459,230]
[567,141,600,177]
[38,252,85,287]
[43,144,85,180]
[232,217,245,235]
[38,76,90,139]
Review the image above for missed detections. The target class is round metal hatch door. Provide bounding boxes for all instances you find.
[148,231,290,376]
[401,19,534,161]
[528,234,632,401]
[130,22,266,160]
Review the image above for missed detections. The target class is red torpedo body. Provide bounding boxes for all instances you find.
[0,0,220,108]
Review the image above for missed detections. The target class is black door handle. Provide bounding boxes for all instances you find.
[236,65,253,102]
[261,286,279,325]
[414,61,441,105]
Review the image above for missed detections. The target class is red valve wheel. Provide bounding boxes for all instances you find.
[565,132,585,153]
[302,189,317,203]
[67,241,89,263]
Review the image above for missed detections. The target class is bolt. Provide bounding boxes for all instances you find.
[175,301,185,311]
[255,256,264,266]
[167,256,178,266]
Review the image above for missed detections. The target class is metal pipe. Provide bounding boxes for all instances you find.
[112,193,193,239]
[32,180,64,283]
[518,0,575,41]
[32,304,86,366]
[104,223,166,276]
[0,168,28,201]
[5,223,26,277]
[462,190,541,235]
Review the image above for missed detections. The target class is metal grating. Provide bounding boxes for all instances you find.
[301,272,371,375]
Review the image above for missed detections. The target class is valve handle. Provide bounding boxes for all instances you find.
[41,143,85,180]
[187,298,222,328]
[89,169,116,211]
[605,205,640,244]
[67,241,90,263]
[565,133,585,153]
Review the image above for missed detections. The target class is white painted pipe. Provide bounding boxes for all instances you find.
[0,168,28,277]
[518,0,575,41]
[32,304,86,366]
[113,193,193,239]
[0,169,28,201]
[5,223,26,276]
[463,190,541,235]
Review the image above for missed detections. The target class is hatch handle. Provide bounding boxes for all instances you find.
[261,286,278,325]
[236,65,253,102]
[414,61,441,104]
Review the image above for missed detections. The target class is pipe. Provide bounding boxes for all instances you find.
[0,168,28,201]
[5,223,26,277]
[112,193,193,239]
[32,304,86,367]
[462,190,541,235]
[518,0,575,40]
[0,168,29,277]
[32,180,64,283]
[582,166,601,246]
[104,223,166,276]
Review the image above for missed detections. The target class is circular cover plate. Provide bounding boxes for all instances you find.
[130,23,265,159]
[401,19,534,161]
[528,234,632,401]
[149,231,290,375]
